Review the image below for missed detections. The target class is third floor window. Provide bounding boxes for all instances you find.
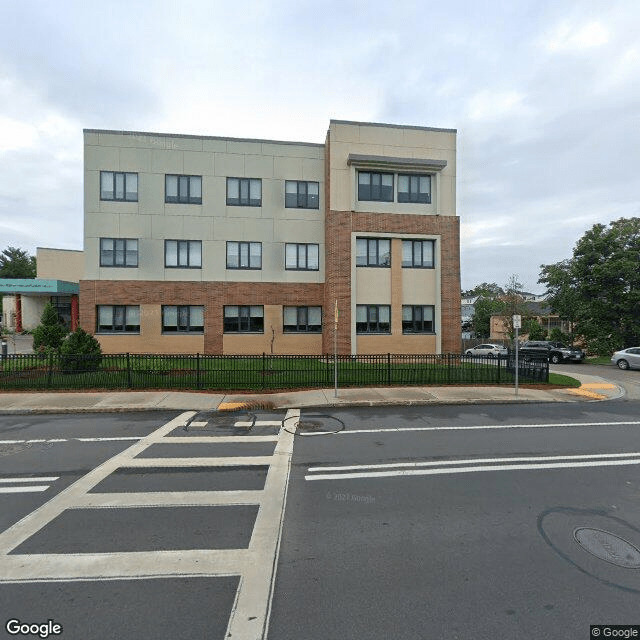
[100,238,138,268]
[398,174,431,203]
[285,181,319,209]
[356,238,391,267]
[227,178,261,207]
[285,243,319,270]
[100,172,137,202]
[165,240,202,268]
[226,241,262,269]
[165,175,202,204]
[358,171,393,202]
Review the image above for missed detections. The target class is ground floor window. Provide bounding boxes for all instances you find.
[283,306,322,333]
[162,306,204,333]
[96,305,140,333]
[402,305,435,333]
[223,306,264,333]
[356,305,391,334]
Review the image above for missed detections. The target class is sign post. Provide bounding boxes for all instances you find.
[334,300,339,398]
[513,315,521,397]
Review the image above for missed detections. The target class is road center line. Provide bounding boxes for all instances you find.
[307,451,640,473]
[302,420,640,436]
[306,458,640,481]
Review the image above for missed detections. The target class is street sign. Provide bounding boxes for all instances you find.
[513,315,522,329]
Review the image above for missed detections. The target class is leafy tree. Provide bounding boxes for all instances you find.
[462,282,504,298]
[471,297,505,339]
[523,318,546,340]
[0,247,36,279]
[60,328,102,372]
[539,217,640,355]
[498,274,529,342]
[32,302,67,352]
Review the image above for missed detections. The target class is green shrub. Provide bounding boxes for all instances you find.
[32,303,67,352]
[60,328,102,372]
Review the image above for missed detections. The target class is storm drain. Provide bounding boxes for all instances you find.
[574,527,640,569]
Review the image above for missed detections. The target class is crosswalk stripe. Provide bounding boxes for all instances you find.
[0,486,50,494]
[0,477,59,483]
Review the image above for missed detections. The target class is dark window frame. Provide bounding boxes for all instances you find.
[164,240,202,269]
[402,239,435,269]
[100,171,138,202]
[284,243,319,271]
[165,174,202,205]
[356,238,391,268]
[226,177,262,207]
[223,305,265,333]
[285,180,320,209]
[99,238,139,268]
[402,305,435,334]
[96,305,140,334]
[161,305,204,334]
[397,174,432,204]
[226,241,262,270]
[283,306,322,333]
[355,304,391,334]
[357,171,394,202]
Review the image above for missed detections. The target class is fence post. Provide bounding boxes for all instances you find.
[47,351,53,389]
[497,354,501,384]
[262,352,266,390]
[387,353,391,386]
[126,353,132,389]
[196,353,201,389]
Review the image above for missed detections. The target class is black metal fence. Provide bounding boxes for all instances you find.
[0,352,548,391]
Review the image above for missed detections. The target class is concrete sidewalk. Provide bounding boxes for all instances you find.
[0,372,624,414]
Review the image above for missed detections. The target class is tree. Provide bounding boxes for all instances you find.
[471,297,505,339]
[462,282,504,298]
[0,247,36,279]
[32,302,67,352]
[498,274,529,342]
[523,318,546,341]
[539,217,640,355]
[60,328,102,372]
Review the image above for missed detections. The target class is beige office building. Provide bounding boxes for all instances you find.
[80,120,461,355]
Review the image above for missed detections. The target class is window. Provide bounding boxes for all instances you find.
[165,240,202,268]
[226,242,262,269]
[358,172,393,202]
[165,175,202,204]
[100,172,138,202]
[100,238,138,267]
[285,243,319,270]
[398,174,431,203]
[285,181,319,209]
[227,178,261,206]
[162,306,204,333]
[402,305,435,333]
[223,306,264,333]
[356,238,391,267]
[283,306,322,333]
[402,240,434,268]
[356,305,391,333]
[96,305,140,333]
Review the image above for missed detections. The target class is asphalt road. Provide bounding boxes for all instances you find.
[552,361,640,400]
[269,400,640,640]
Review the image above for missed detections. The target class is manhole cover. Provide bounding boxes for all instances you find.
[574,528,640,569]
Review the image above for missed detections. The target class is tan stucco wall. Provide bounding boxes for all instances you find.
[37,248,84,282]
[84,131,325,283]
[356,334,438,354]
[328,121,456,216]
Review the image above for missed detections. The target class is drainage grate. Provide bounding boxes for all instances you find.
[574,527,640,569]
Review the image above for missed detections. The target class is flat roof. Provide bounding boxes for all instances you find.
[84,128,325,149]
[330,119,457,134]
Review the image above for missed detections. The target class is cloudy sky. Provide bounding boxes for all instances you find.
[1,0,638,292]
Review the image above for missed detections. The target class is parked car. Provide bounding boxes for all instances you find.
[518,341,584,364]
[611,347,640,370]
[464,343,508,358]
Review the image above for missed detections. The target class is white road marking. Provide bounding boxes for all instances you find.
[0,437,143,444]
[0,477,59,483]
[301,420,640,436]
[0,486,50,494]
[125,456,274,467]
[308,452,640,473]
[306,457,640,481]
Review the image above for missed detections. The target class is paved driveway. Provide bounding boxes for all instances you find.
[551,362,640,400]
